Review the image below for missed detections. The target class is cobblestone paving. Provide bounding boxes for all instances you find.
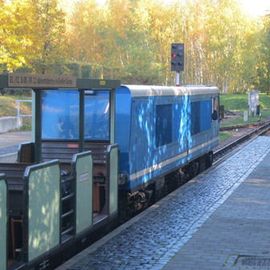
[65,136,270,270]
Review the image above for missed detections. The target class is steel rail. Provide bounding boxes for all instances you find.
[214,120,270,161]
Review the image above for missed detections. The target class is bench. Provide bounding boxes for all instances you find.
[41,141,80,163]
[0,163,30,217]
[41,141,108,162]
[17,142,35,163]
[41,141,109,181]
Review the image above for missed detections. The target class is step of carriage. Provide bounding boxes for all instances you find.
[60,176,76,242]
[61,208,75,242]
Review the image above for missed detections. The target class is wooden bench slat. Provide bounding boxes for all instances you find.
[41,141,109,164]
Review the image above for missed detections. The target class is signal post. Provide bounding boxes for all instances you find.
[171,43,184,86]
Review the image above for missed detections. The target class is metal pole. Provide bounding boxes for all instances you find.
[175,72,180,86]
[16,100,19,118]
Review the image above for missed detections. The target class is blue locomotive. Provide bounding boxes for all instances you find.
[115,85,219,211]
[0,73,219,270]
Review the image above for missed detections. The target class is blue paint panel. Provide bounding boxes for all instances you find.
[127,95,191,189]
[200,100,211,131]
[130,97,155,180]
[177,95,191,150]
[188,140,218,163]
[115,87,132,173]
[129,153,187,190]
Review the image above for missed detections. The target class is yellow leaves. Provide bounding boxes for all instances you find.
[106,0,133,39]
[0,0,267,89]
[0,0,67,73]
[68,0,106,63]
[0,1,32,71]
[133,1,150,31]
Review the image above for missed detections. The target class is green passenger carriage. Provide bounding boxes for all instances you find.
[0,73,120,270]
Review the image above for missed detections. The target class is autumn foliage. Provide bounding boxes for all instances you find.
[0,0,269,93]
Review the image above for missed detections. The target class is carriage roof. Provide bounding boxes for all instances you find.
[121,85,219,97]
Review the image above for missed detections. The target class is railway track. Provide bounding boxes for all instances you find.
[214,120,270,163]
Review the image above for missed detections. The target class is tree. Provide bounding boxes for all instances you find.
[133,0,183,84]
[181,0,260,92]
[0,0,32,71]
[68,0,105,64]
[0,0,67,74]
[0,0,266,90]
[26,0,67,73]
[256,14,270,94]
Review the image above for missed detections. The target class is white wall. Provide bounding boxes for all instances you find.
[0,117,22,133]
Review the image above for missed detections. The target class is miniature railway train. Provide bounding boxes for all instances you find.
[0,73,219,270]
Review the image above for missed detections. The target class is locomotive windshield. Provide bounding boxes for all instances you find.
[41,90,80,140]
[41,89,110,141]
[84,91,110,141]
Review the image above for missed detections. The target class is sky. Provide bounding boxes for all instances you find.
[238,0,270,17]
[61,0,270,17]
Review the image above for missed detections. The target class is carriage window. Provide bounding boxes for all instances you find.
[191,102,200,135]
[200,100,212,130]
[156,104,172,147]
[84,91,110,140]
[41,90,79,139]
[191,100,211,135]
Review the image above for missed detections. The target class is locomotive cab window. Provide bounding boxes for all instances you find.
[156,104,173,147]
[191,100,212,135]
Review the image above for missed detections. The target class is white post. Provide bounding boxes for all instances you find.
[15,100,22,129]
[243,111,248,122]
[15,99,32,130]
[175,72,180,86]
[16,100,20,118]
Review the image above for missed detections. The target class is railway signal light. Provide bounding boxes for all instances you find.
[171,43,184,72]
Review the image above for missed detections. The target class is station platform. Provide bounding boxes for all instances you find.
[57,136,270,270]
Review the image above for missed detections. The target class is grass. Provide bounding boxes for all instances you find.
[0,95,31,117]
[220,93,270,111]
[220,93,270,128]
[19,117,32,131]
[220,111,270,127]
[219,131,232,142]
